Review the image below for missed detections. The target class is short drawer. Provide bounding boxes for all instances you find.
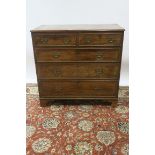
[37,62,120,79]
[39,80,118,97]
[79,33,122,46]
[33,34,76,46]
[35,48,121,62]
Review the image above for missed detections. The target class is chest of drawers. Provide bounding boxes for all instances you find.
[31,25,125,107]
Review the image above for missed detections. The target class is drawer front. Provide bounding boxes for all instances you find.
[79,33,122,46]
[35,48,121,62]
[37,63,119,79]
[33,34,76,46]
[39,80,118,97]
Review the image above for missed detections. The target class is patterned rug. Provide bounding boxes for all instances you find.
[26,84,129,155]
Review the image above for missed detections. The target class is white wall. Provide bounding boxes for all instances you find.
[26,0,129,85]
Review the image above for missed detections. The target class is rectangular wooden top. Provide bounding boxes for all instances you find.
[31,24,125,32]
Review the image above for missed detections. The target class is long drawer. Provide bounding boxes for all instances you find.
[35,48,121,62]
[38,80,118,97]
[37,62,120,79]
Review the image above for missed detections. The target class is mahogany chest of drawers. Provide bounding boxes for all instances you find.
[31,25,125,107]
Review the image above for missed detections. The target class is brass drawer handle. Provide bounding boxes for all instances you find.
[40,38,48,44]
[95,68,104,76]
[108,39,113,43]
[96,55,102,58]
[64,38,70,44]
[52,68,62,77]
[55,87,63,95]
[53,55,60,58]
[52,52,60,58]
[86,39,91,43]
[85,37,91,43]
[96,53,103,60]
